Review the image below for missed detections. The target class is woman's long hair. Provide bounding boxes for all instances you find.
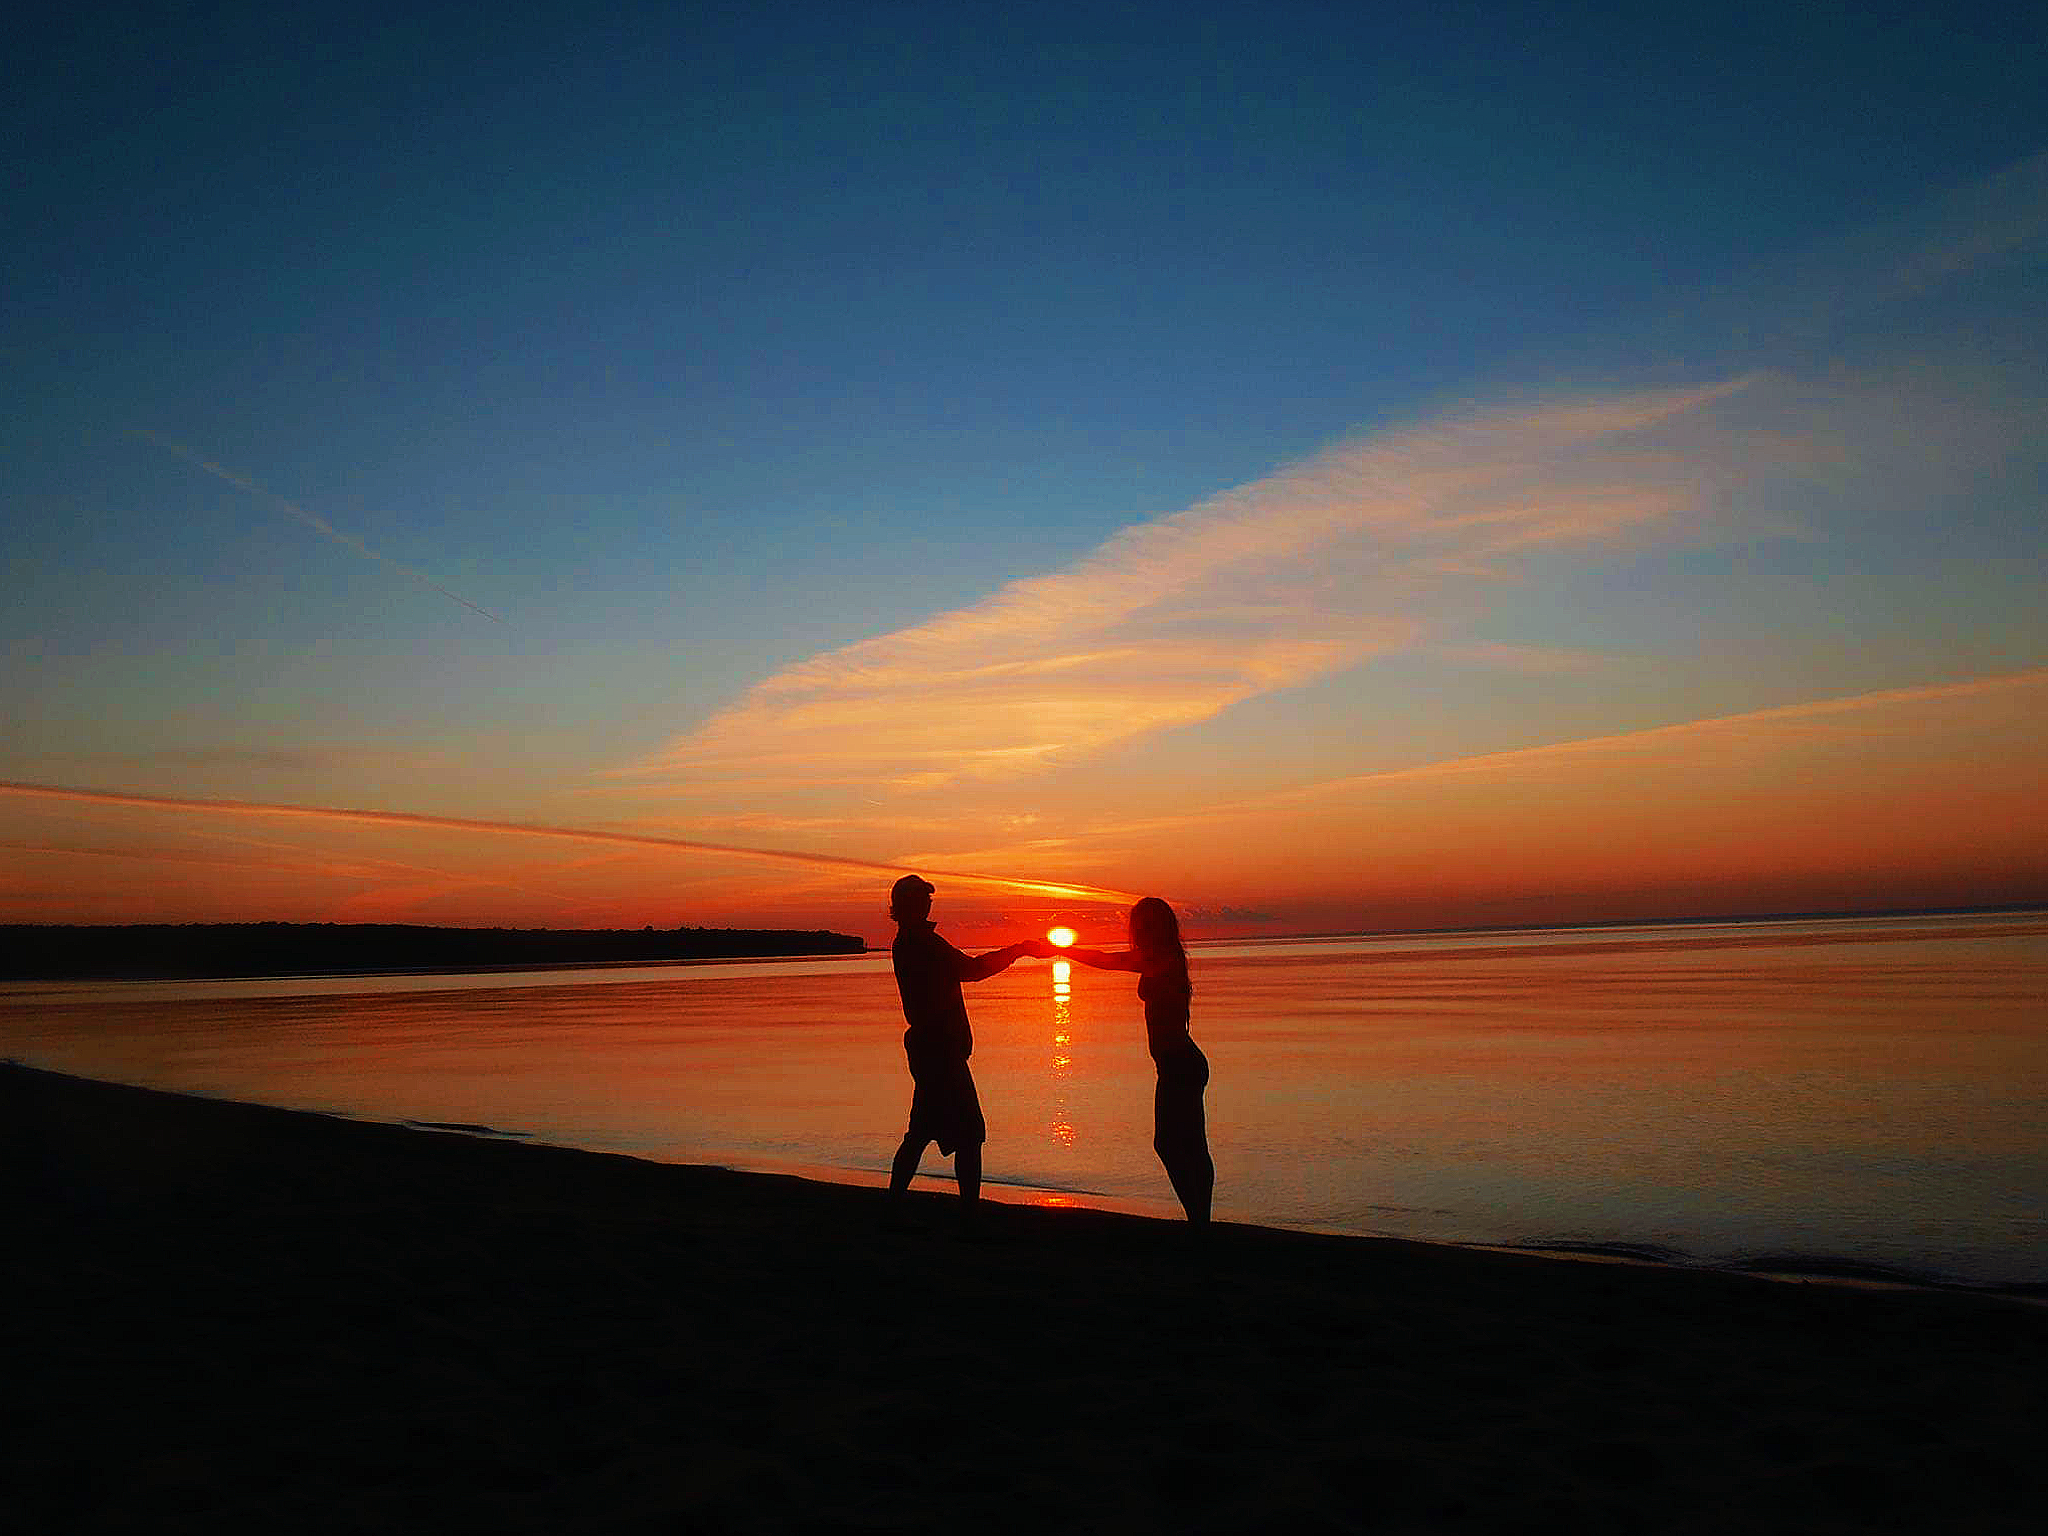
[1128,896,1190,990]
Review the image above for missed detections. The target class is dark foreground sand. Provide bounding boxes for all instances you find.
[5,1064,2044,1534]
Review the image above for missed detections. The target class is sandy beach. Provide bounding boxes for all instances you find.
[6,1062,2044,1534]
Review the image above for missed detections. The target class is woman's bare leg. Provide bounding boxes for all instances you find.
[1154,1076,1214,1224]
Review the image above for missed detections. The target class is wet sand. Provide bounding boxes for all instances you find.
[6,1062,2044,1533]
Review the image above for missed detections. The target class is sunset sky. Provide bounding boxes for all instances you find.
[7,2,2046,942]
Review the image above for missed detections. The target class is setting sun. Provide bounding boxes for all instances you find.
[1047,927,1076,948]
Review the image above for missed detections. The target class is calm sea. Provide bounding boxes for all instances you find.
[5,912,2044,1287]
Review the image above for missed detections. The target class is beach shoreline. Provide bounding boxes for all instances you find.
[8,1061,2046,1533]
[17,1053,2038,1300]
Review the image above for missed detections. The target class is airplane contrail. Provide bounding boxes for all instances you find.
[0,780,1144,906]
[134,432,506,624]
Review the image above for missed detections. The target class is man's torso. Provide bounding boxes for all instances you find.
[892,921,973,1064]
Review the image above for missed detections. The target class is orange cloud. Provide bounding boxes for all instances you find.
[639,381,1755,791]
[1280,668,2048,805]
[1073,666,2048,923]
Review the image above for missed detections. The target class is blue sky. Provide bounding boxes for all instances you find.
[5,1,2045,930]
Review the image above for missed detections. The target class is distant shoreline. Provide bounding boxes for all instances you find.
[6,904,2040,983]
[0,921,865,982]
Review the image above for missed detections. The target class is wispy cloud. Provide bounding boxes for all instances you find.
[0,839,321,877]
[641,380,1756,791]
[1041,665,2048,854]
[895,663,2047,929]
[0,833,564,901]
[1240,666,2048,808]
[136,432,506,624]
[876,667,2048,897]
[1663,149,2048,362]
[187,827,575,901]
[0,780,1143,905]
[633,154,2048,812]
[16,747,338,774]
[1429,643,1612,675]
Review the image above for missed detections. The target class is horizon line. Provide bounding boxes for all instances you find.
[4,899,2040,945]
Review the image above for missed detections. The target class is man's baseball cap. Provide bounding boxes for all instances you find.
[890,874,934,909]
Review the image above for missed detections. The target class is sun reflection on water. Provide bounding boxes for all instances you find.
[1049,959,1075,1145]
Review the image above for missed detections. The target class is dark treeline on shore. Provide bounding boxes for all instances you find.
[0,922,866,980]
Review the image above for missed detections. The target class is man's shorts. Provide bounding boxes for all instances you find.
[906,1056,986,1156]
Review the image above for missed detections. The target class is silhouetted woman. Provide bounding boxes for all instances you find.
[1063,898,1214,1225]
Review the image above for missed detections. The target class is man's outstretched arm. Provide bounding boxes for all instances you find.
[954,938,1052,982]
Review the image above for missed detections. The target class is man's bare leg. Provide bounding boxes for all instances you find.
[955,1144,986,1237]
[889,1133,930,1202]
[956,1144,982,1208]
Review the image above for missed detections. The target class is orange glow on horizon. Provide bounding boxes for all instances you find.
[3,666,2045,934]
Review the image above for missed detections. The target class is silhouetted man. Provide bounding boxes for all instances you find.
[886,874,1047,1225]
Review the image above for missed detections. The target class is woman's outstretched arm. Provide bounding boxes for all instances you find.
[1060,946,1144,973]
